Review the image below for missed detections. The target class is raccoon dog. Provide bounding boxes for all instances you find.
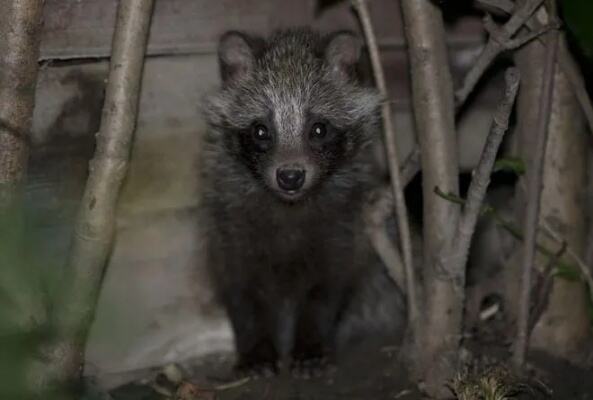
[201,28,392,377]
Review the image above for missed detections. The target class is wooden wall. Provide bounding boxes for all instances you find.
[27,0,496,387]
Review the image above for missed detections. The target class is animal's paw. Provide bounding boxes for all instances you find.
[290,355,336,379]
[235,359,279,379]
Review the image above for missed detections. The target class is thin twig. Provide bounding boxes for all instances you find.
[475,0,515,16]
[587,217,593,273]
[363,149,421,293]
[455,0,545,108]
[364,186,406,293]
[513,17,560,370]
[528,242,567,335]
[28,0,155,394]
[449,68,520,284]
[474,0,593,138]
[435,187,585,281]
[540,221,593,305]
[351,0,419,328]
[558,40,593,139]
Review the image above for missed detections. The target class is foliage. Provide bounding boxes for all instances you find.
[493,157,526,176]
[450,366,522,400]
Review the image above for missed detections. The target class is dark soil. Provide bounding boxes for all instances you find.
[109,337,593,400]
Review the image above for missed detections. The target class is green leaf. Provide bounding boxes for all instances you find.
[552,263,582,282]
[493,157,526,175]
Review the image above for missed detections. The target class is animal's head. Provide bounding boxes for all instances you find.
[205,29,380,202]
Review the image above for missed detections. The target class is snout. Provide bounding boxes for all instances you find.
[276,167,306,191]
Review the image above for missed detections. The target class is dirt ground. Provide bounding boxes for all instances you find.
[108,337,593,400]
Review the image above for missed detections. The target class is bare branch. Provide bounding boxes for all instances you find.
[474,0,593,141]
[528,242,567,335]
[558,40,593,138]
[363,148,421,293]
[449,68,520,279]
[351,0,419,328]
[0,0,44,208]
[540,221,593,305]
[399,0,459,394]
[455,0,545,108]
[475,0,515,15]
[513,23,560,371]
[27,0,155,394]
[505,22,558,50]
[364,187,406,292]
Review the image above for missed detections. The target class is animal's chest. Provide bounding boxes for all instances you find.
[230,207,354,272]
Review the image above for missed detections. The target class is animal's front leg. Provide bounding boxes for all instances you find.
[291,283,343,378]
[222,288,280,378]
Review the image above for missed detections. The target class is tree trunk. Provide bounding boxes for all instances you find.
[0,0,44,207]
[400,0,460,396]
[511,33,591,361]
[529,37,591,358]
[0,0,47,335]
[26,1,155,396]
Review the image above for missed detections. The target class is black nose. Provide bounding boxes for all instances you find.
[276,168,306,191]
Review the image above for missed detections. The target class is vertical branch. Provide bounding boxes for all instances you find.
[513,17,559,370]
[351,0,419,328]
[28,0,155,394]
[399,0,459,396]
[449,69,520,277]
[0,0,45,207]
[455,0,544,107]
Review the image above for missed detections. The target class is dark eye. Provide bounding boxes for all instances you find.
[310,123,327,140]
[252,124,271,141]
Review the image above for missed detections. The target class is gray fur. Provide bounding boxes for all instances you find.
[199,28,403,374]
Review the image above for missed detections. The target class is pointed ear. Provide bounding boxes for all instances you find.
[323,31,362,81]
[218,31,261,84]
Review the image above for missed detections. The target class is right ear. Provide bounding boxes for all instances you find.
[218,31,261,84]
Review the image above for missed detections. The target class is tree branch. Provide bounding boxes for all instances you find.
[513,19,559,371]
[351,0,419,329]
[455,0,545,108]
[528,242,566,335]
[0,0,44,208]
[449,68,520,282]
[363,148,420,294]
[540,221,593,306]
[474,0,593,139]
[27,1,155,395]
[399,0,459,395]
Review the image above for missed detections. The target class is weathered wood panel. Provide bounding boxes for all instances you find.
[41,0,314,59]
[40,0,484,60]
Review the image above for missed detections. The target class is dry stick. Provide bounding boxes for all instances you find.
[30,0,155,393]
[0,0,47,338]
[399,0,458,394]
[540,221,593,305]
[513,25,560,371]
[528,242,566,335]
[455,0,545,108]
[351,0,419,327]
[363,149,421,294]
[449,68,520,280]
[557,40,593,139]
[0,0,44,207]
[474,0,593,136]
[476,0,515,15]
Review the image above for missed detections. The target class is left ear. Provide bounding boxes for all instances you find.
[323,31,362,81]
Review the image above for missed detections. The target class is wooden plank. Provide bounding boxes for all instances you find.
[40,0,307,59]
[40,0,483,60]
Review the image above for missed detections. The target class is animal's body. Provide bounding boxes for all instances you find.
[201,28,397,377]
